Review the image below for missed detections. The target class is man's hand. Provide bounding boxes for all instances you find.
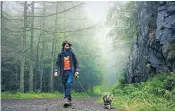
[54,72,59,76]
[74,72,79,79]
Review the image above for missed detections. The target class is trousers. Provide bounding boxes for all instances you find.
[62,70,73,101]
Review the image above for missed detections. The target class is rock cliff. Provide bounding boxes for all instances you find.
[126,2,175,83]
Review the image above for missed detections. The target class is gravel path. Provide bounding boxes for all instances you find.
[1,98,119,111]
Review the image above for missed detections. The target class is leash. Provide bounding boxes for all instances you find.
[76,76,91,99]
[72,77,75,90]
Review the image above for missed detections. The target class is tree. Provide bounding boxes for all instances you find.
[20,1,27,92]
[29,1,34,92]
[49,2,59,92]
[1,1,104,93]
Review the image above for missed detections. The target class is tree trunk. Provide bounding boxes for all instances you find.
[29,1,34,92]
[40,2,46,92]
[50,2,58,92]
[35,17,41,91]
[1,1,3,31]
[64,2,67,40]
[20,1,27,93]
[41,40,45,91]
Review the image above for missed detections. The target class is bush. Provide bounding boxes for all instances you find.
[163,73,175,91]
[106,72,175,111]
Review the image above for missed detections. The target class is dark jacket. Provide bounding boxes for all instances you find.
[55,48,79,76]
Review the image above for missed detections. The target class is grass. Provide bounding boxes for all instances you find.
[97,72,175,111]
[97,90,175,111]
[1,90,95,99]
[102,94,175,111]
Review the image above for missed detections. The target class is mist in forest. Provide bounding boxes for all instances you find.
[84,1,128,89]
[1,1,128,92]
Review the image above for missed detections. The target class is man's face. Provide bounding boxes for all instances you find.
[64,43,70,50]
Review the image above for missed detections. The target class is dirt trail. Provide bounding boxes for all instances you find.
[2,98,119,111]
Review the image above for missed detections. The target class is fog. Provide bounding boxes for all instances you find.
[1,1,129,92]
[84,1,128,89]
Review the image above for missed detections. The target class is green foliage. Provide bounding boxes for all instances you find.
[109,72,175,110]
[106,2,142,49]
[93,85,103,95]
[163,72,175,91]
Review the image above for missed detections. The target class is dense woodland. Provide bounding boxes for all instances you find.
[1,1,175,110]
[1,1,104,93]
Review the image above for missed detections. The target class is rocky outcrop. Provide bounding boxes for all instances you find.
[126,2,175,83]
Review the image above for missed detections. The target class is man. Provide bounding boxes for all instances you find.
[54,40,79,104]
